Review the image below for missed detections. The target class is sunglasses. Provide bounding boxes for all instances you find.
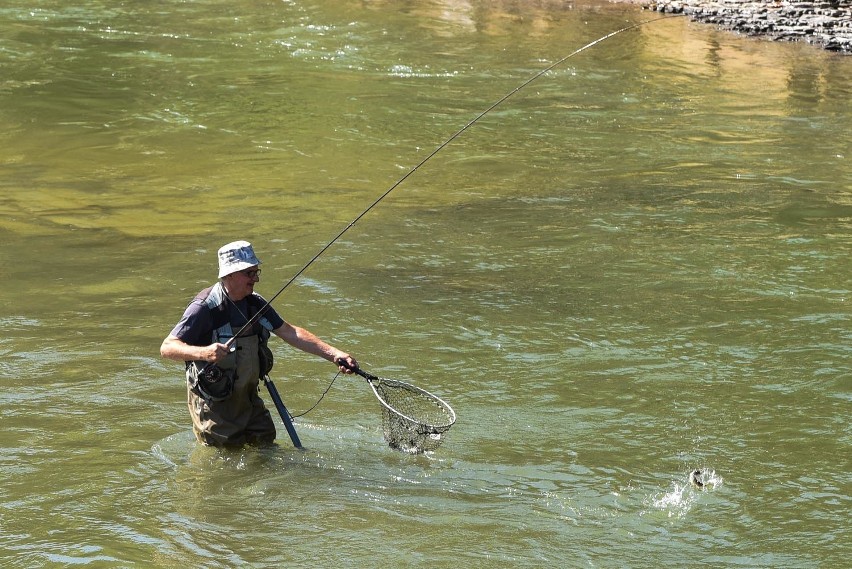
[240,268,261,279]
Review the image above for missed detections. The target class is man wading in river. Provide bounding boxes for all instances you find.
[160,240,357,447]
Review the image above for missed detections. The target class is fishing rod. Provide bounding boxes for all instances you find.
[225,14,683,345]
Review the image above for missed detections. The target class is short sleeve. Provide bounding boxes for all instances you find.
[168,299,213,346]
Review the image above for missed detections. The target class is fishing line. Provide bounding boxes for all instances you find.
[289,370,342,418]
[228,14,683,343]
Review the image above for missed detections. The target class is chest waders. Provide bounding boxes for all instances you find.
[185,284,277,447]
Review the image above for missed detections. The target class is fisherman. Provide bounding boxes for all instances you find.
[160,240,357,447]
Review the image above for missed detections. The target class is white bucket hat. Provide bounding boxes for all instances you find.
[217,240,261,278]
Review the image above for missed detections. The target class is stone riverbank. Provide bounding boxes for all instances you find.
[628,0,852,53]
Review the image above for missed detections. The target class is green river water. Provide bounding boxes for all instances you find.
[1,1,850,567]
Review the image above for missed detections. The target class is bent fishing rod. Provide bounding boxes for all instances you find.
[224,14,683,346]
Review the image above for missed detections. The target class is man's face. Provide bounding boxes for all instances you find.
[222,266,260,300]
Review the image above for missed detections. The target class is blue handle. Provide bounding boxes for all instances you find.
[263,376,302,449]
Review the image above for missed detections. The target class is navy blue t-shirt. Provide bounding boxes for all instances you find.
[169,292,285,347]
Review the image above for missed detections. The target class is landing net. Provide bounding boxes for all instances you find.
[369,378,456,454]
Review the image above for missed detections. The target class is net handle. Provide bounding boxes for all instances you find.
[338,361,457,429]
[337,362,401,418]
[336,359,379,382]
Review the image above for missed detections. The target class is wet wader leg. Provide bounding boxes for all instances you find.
[245,388,277,445]
[186,335,273,447]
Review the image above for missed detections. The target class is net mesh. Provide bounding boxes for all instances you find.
[370,378,456,454]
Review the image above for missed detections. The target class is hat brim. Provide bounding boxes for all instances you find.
[218,261,259,279]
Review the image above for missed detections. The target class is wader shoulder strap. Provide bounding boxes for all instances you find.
[246,293,275,334]
[247,295,275,376]
[196,285,274,348]
[196,282,235,344]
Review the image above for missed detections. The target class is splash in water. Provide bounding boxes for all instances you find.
[651,469,722,518]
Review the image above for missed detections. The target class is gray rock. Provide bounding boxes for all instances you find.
[639,0,852,52]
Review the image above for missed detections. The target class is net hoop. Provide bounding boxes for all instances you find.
[367,377,457,431]
[345,364,456,453]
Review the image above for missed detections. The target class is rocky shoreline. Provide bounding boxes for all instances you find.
[629,0,852,53]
